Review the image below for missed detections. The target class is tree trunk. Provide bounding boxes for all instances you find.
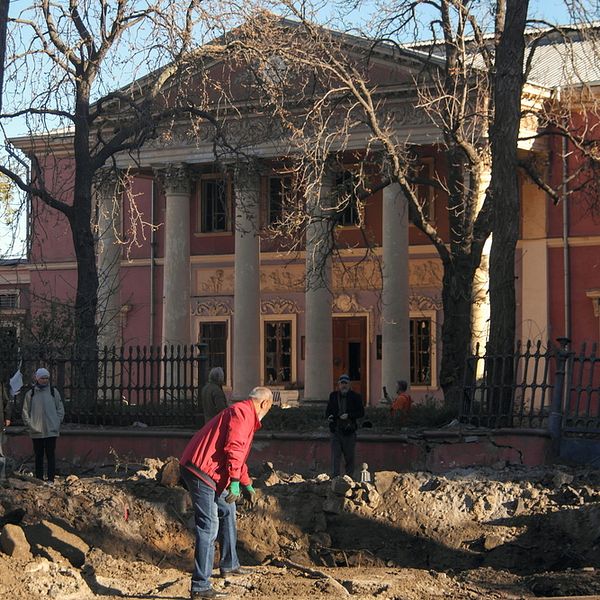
[69,182,99,407]
[487,0,529,421]
[439,255,478,401]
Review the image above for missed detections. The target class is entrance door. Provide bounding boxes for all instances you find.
[332,316,367,402]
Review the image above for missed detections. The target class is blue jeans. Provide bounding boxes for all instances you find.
[181,468,240,592]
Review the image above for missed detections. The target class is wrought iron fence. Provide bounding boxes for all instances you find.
[460,338,600,435]
[2,344,208,427]
[460,340,557,428]
[562,342,600,434]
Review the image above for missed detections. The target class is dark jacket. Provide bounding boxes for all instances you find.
[0,383,13,425]
[326,389,364,435]
[200,381,227,423]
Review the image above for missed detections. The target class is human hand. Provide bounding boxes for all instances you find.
[225,480,240,503]
[339,413,348,420]
[242,484,257,507]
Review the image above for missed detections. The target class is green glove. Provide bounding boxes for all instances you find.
[225,480,240,503]
[242,484,257,506]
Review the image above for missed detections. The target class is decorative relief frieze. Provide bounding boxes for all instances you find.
[194,258,443,296]
[191,298,232,316]
[332,293,363,314]
[197,269,234,295]
[260,266,304,292]
[155,164,191,195]
[409,294,443,312]
[261,298,301,314]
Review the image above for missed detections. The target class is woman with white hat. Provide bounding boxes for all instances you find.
[21,368,64,484]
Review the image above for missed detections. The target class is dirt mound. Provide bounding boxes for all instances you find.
[0,461,600,598]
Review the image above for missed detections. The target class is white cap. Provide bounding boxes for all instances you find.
[35,368,50,379]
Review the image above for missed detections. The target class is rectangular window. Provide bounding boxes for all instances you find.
[200,177,229,233]
[264,320,292,384]
[0,293,18,309]
[335,171,360,227]
[268,175,292,225]
[199,321,228,381]
[410,318,432,386]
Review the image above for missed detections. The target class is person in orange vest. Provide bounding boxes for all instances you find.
[391,380,412,424]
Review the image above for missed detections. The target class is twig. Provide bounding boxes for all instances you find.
[267,557,350,596]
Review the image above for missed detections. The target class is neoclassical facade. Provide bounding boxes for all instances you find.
[4,28,600,406]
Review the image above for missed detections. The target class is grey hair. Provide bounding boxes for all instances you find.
[208,367,224,384]
[249,386,273,403]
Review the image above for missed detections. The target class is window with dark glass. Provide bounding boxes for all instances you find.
[335,171,360,226]
[199,322,228,381]
[268,175,292,225]
[264,320,292,384]
[0,294,18,309]
[200,178,228,233]
[410,318,432,386]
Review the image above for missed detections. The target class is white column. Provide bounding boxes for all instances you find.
[304,172,334,402]
[160,165,191,348]
[95,169,122,350]
[232,165,261,400]
[382,182,410,398]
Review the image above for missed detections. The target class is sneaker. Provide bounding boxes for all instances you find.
[219,566,253,577]
[190,589,227,599]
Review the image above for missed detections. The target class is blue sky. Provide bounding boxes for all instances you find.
[0,0,596,258]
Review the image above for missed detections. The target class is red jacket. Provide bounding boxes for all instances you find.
[180,399,260,492]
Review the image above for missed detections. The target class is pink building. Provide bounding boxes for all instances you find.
[3,27,600,406]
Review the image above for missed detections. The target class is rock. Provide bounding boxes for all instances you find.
[159,457,181,487]
[0,524,32,560]
[25,519,90,568]
[331,475,355,497]
[483,533,504,551]
[323,495,344,514]
[552,471,574,488]
[373,471,397,496]
[0,507,26,527]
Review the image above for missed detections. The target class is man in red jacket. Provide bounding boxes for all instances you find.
[180,386,273,600]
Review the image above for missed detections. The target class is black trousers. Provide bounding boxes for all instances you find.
[331,431,357,478]
[32,437,57,482]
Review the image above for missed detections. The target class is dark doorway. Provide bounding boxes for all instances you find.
[332,316,367,403]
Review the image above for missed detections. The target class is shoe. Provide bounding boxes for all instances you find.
[191,589,227,599]
[219,566,253,577]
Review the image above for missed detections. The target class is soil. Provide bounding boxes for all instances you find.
[1,459,600,599]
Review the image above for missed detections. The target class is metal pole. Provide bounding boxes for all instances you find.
[548,337,571,451]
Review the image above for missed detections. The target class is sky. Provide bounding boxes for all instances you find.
[0,0,594,259]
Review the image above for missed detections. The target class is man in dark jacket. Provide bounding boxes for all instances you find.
[326,374,364,478]
[180,386,273,600]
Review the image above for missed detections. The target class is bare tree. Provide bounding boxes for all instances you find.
[0,0,236,365]
[227,2,600,399]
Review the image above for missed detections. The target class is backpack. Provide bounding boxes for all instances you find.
[29,385,56,398]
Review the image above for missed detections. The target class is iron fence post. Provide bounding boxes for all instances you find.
[197,343,208,387]
[548,337,571,449]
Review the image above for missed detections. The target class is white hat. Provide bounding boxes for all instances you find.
[35,367,50,379]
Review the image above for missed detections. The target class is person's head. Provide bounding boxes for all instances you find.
[35,367,50,387]
[397,380,408,393]
[338,374,351,394]
[249,386,273,421]
[208,366,224,385]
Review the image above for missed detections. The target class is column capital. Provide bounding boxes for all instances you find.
[155,163,192,196]
[93,167,123,200]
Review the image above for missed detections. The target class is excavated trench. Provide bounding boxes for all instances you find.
[1,459,600,598]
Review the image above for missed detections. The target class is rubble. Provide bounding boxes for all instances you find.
[0,463,598,598]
